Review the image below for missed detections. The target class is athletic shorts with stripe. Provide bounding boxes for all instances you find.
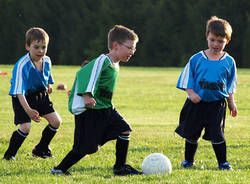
[175,98,226,143]
[12,90,55,125]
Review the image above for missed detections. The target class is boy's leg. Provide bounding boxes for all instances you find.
[33,112,62,158]
[212,141,226,164]
[212,141,231,170]
[3,123,30,160]
[181,139,198,168]
[185,139,198,163]
[113,131,142,175]
[114,133,130,167]
[51,150,85,174]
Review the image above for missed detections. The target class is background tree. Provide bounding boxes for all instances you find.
[0,0,249,67]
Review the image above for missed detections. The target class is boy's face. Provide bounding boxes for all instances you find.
[25,40,48,62]
[115,40,137,62]
[206,32,229,54]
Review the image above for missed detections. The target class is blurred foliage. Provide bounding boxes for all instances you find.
[0,0,249,67]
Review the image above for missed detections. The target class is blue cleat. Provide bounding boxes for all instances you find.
[181,160,194,168]
[219,161,232,170]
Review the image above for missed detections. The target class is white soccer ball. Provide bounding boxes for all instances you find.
[142,153,172,175]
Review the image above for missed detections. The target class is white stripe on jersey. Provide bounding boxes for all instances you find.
[86,54,106,94]
[72,82,86,115]
[14,56,30,95]
[179,61,190,89]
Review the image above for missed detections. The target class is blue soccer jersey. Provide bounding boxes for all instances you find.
[9,53,54,96]
[177,51,237,102]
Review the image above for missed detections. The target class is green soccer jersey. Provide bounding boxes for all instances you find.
[69,54,119,115]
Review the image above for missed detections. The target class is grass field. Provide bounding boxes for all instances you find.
[0,65,249,184]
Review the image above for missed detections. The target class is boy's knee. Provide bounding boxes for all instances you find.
[121,130,130,135]
[44,112,62,128]
[20,123,31,133]
[50,119,61,129]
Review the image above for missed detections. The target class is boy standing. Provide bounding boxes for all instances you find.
[3,27,62,160]
[175,16,237,170]
[51,25,142,175]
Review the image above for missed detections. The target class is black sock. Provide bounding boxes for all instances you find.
[185,139,198,163]
[114,134,130,167]
[36,125,57,150]
[56,150,85,172]
[212,141,227,164]
[4,129,28,157]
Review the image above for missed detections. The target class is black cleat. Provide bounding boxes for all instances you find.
[51,167,71,175]
[3,155,16,160]
[32,146,53,159]
[113,164,143,176]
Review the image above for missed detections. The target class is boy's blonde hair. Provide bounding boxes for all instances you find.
[25,27,49,46]
[206,16,232,40]
[108,25,138,50]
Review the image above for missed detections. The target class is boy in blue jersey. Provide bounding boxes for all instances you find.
[3,27,62,160]
[51,25,142,175]
[175,16,237,170]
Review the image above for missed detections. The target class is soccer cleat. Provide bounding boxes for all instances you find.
[51,167,71,175]
[113,164,143,176]
[219,161,232,170]
[181,160,194,168]
[3,155,16,161]
[32,146,53,159]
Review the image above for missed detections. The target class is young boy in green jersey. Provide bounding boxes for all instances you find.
[51,25,141,175]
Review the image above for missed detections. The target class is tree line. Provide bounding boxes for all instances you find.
[0,0,249,67]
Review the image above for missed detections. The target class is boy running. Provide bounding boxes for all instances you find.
[51,25,142,175]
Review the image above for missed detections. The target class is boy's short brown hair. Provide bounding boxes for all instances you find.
[206,16,232,40]
[107,25,138,50]
[25,27,49,46]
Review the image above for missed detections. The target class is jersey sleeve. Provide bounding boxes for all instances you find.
[48,73,54,84]
[227,58,237,94]
[44,56,54,84]
[9,62,27,95]
[76,55,109,96]
[176,57,195,91]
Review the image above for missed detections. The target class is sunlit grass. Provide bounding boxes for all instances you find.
[0,65,249,184]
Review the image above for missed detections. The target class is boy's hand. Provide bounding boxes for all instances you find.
[67,90,71,97]
[17,94,41,122]
[228,101,237,117]
[83,93,96,108]
[27,108,41,122]
[186,88,201,103]
[47,84,53,94]
[227,93,237,117]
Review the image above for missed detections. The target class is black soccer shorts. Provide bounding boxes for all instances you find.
[12,90,55,125]
[175,98,226,143]
[73,107,132,154]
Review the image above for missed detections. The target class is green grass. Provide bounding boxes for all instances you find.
[0,65,249,184]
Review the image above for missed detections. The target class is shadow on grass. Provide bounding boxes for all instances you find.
[70,166,114,178]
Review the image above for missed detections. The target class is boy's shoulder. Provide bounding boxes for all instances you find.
[43,55,51,64]
[78,54,111,73]
[92,54,111,65]
[222,52,235,64]
[189,51,205,62]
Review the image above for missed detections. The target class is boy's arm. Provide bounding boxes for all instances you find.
[82,93,96,108]
[186,88,201,104]
[227,93,237,117]
[47,84,52,94]
[17,94,41,122]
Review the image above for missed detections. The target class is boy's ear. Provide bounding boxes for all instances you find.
[112,41,119,50]
[25,43,30,50]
